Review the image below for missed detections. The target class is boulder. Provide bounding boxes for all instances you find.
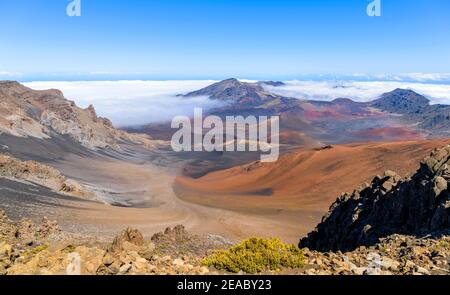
[0,242,13,273]
[111,227,144,252]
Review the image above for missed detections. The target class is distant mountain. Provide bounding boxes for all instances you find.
[420,105,450,131]
[370,88,430,114]
[183,78,283,106]
[258,81,286,87]
[370,88,450,133]
[0,81,153,150]
[134,79,450,146]
[186,81,450,134]
[141,79,439,143]
[331,97,357,105]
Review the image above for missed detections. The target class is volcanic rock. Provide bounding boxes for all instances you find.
[111,227,145,252]
[300,145,450,252]
[0,81,154,150]
[0,153,95,199]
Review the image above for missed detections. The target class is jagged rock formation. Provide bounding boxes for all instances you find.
[0,210,229,275]
[0,81,154,150]
[110,227,144,252]
[300,145,450,252]
[150,225,234,257]
[0,153,95,199]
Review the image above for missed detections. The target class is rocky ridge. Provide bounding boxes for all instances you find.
[300,144,450,252]
[0,153,95,199]
[0,81,154,150]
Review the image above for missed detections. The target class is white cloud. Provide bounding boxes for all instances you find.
[266,80,450,104]
[0,71,22,77]
[23,80,223,127]
[328,73,450,83]
[390,73,450,82]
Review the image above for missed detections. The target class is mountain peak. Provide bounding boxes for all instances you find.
[0,80,30,94]
[183,78,282,106]
[331,97,355,104]
[370,88,430,114]
[0,80,21,86]
[382,88,429,102]
[222,78,240,83]
[389,88,427,97]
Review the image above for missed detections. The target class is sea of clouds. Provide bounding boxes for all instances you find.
[24,80,224,127]
[23,79,450,127]
[265,80,450,104]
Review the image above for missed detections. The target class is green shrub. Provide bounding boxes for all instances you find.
[30,244,48,254]
[435,240,450,250]
[202,237,304,273]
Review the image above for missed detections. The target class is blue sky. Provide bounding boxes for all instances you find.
[1,0,449,81]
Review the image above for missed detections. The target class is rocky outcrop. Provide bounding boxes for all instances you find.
[0,81,154,150]
[298,234,450,275]
[300,145,450,252]
[110,227,144,252]
[0,210,228,275]
[0,154,95,199]
[150,225,233,257]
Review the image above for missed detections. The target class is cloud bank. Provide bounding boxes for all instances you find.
[23,80,223,127]
[266,81,450,104]
[0,71,22,77]
[22,79,450,128]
